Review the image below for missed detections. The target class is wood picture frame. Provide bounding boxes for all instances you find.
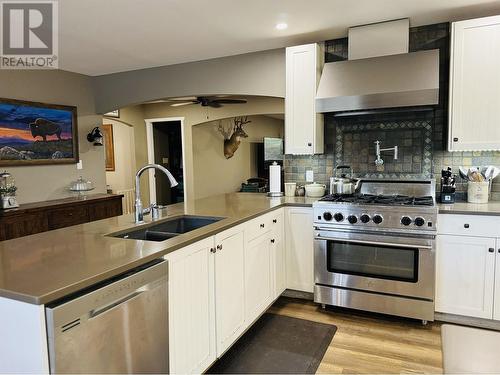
[0,98,79,166]
[102,124,115,171]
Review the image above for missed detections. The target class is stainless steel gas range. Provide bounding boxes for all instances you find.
[313,179,437,323]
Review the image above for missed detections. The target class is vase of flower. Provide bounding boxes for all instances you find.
[0,171,19,209]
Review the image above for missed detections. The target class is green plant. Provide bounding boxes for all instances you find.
[0,185,17,195]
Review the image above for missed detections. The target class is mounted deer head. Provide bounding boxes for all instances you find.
[217,116,251,159]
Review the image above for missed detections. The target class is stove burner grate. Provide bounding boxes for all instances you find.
[319,194,434,206]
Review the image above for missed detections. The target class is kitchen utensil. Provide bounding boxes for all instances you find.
[296,185,305,197]
[331,165,359,195]
[440,167,456,204]
[284,182,297,197]
[459,167,469,181]
[305,182,326,198]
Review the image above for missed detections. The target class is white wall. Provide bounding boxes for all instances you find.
[103,119,135,193]
[0,70,105,204]
[192,115,283,199]
[143,96,284,202]
[92,49,285,114]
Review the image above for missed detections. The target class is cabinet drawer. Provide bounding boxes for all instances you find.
[245,214,272,242]
[0,212,48,240]
[48,206,90,229]
[438,214,500,237]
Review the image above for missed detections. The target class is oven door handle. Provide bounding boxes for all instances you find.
[314,235,433,250]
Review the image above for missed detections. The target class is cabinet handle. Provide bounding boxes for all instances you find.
[260,223,265,228]
[271,239,275,244]
[273,219,277,224]
[210,248,216,253]
[216,244,222,251]
[453,137,459,142]
[489,248,495,253]
[307,142,312,147]
[498,249,500,253]
[464,224,469,228]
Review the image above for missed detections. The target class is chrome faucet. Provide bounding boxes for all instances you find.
[135,164,178,223]
[374,140,398,166]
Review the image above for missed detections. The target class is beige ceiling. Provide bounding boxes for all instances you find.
[59,0,500,76]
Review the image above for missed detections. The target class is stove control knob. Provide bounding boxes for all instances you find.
[401,216,413,226]
[414,217,425,227]
[323,212,333,221]
[347,215,358,224]
[333,213,344,222]
[372,215,383,224]
[360,214,371,223]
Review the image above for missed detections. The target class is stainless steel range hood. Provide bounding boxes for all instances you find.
[315,20,440,113]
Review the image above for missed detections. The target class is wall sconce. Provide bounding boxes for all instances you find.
[87,127,103,146]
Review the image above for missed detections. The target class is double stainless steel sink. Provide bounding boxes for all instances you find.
[111,215,224,242]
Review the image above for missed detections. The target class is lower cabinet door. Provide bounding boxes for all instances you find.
[214,226,246,356]
[494,239,500,321]
[166,237,216,374]
[436,234,496,319]
[245,234,273,324]
[285,207,314,292]
[272,229,286,298]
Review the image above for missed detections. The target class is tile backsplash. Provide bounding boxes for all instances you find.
[284,22,500,200]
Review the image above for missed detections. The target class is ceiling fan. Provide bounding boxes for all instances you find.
[168,96,247,108]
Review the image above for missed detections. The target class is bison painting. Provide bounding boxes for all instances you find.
[29,118,63,141]
[0,99,78,166]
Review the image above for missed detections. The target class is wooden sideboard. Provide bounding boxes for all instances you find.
[0,194,123,241]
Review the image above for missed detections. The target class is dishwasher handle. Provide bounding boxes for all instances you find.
[89,289,145,319]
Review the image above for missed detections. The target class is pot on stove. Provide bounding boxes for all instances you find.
[330,165,359,195]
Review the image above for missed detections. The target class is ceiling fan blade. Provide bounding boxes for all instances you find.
[213,99,248,104]
[168,96,198,101]
[208,101,222,108]
[171,102,195,107]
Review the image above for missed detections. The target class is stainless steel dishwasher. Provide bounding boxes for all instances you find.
[45,259,168,374]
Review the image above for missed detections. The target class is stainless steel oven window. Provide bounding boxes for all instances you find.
[325,240,419,282]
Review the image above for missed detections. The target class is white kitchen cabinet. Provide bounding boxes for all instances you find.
[271,209,286,297]
[448,15,500,151]
[214,225,246,356]
[244,233,273,324]
[436,234,496,319]
[493,242,500,320]
[285,43,324,155]
[165,237,216,374]
[285,207,314,292]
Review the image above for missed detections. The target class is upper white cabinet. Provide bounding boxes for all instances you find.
[285,43,324,155]
[285,207,314,292]
[449,15,500,151]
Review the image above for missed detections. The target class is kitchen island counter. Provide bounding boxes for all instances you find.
[0,193,317,305]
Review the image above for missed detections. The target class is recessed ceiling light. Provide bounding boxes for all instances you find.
[275,22,288,30]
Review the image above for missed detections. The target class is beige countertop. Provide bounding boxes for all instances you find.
[0,193,317,305]
[438,201,500,216]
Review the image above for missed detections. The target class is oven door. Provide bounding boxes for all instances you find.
[314,228,435,300]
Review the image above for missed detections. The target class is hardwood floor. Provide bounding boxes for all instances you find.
[268,297,443,374]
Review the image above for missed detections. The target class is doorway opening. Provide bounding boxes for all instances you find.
[146,119,185,205]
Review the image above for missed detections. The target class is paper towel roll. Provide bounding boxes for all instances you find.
[269,162,281,194]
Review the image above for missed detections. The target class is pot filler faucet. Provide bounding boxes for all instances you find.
[374,140,398,166]
[135,164,178,223]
